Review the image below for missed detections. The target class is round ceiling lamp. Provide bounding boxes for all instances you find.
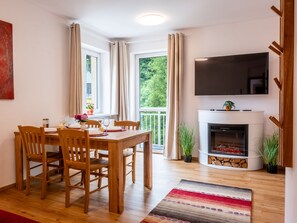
[137,13,166,26]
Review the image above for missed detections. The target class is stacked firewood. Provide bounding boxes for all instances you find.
[208,156,248,168]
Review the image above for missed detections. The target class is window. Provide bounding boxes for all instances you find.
[82,49,101,112]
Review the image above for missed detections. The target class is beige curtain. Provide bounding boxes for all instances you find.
[164,33,184,160]
[110,41,130,120]
[110,42,119,115]
[69,23,82,116]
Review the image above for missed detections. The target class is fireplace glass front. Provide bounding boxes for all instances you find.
[208,124,248,156]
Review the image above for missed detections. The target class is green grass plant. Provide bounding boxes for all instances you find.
[179,123,195,157]
[261,131,279,166]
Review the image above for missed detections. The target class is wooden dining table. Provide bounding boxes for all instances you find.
[14,129,152,214]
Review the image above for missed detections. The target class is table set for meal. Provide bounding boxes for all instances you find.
[14,118,152,214]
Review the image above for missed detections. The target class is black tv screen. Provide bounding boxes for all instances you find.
[195,52,269,95]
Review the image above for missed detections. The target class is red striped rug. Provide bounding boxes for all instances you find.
[0,210,39,223]
[141,179,252,223]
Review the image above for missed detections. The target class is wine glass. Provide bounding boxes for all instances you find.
[103,118,110,135]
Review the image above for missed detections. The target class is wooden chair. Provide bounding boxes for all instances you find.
[86,119,103,159]
[18,125,64,199]
[58,128,108,213]
[98,120,140,190]
[86,120,102,128]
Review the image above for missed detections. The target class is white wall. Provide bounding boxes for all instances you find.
[284,3,297,222]
[81,27,110,52]
[182,17,279,157]
[129,17,279,158]
[128,36,167,54]
[0,0,70,187]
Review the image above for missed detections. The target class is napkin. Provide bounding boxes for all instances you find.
[45,127,57,133]
[67,123,81,129]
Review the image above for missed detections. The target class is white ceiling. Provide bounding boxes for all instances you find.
[29,0,279,39]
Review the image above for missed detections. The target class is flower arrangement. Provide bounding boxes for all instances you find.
[74,113,88,123]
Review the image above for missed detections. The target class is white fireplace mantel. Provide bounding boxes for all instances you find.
[198,110,264,170]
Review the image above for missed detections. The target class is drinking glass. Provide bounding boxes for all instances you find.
[103,118,110,135]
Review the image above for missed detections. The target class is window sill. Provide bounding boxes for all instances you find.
[88,113,118,120]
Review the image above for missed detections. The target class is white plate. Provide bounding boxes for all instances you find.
[88,129,104,135]
[106,126,122,131]
[45,127,57,133]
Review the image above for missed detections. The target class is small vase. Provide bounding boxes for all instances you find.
[80,122,87,130]
[87,109,94,115]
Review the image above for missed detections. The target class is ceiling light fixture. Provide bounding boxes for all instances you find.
[137,13,166,26]
[195,58,208,61]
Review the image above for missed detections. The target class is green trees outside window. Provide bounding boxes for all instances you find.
[139,55,167,149]
[140,56,167,107]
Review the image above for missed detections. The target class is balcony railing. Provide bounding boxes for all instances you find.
[139,107,166,150]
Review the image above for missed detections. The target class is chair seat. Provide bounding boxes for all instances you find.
[28,152,62,163]
[97,149,133,157]
[47,151,62,157]
[90,158,108,171]
[66,158,108,170]
[97,150,108,156]
[123,148,134,157]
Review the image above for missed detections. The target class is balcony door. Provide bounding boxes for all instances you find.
[136,52,167,151]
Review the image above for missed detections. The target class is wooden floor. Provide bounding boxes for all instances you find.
[0,153,285,223]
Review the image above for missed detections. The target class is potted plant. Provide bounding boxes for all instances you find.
[260,131,279,174]
[86,103,94,115]
[179,123,195,162]
[223,100,235,111]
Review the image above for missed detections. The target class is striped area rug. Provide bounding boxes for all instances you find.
[141,179,252,223]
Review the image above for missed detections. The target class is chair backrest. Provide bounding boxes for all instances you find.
[86,120,101,128]
[114,121,140,130]
[58,129,90,170]
[18,125,46,160]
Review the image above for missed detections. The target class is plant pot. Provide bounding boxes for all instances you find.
[225,106,231,111]
[184,155,192,163]
[87,109,94,115]
[267,164,277,174]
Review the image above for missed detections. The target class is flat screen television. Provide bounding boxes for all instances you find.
[194,52,269,95]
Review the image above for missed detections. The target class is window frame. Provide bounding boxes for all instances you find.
[81,48,101,113]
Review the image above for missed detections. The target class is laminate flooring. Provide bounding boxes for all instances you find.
[0,153,285,223]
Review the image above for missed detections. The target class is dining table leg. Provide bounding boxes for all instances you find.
[108,141,124,214]
[143,132,152,189]
[14,133,24,191]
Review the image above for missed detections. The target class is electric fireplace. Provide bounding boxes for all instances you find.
[198,110,264,170]
[208,124,248,157]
